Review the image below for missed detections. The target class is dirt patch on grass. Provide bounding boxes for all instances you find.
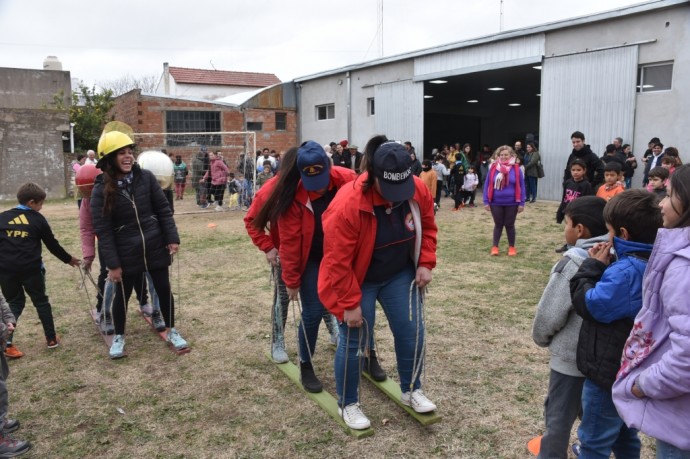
[5,195,654,458]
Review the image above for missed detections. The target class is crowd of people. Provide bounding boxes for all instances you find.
[1,125,688,455]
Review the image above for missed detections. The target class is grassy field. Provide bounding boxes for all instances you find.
[2,194,654,458]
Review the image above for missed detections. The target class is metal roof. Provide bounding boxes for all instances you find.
[294,0,688,82]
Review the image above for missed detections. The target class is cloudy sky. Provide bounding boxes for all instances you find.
[0,0,645,89]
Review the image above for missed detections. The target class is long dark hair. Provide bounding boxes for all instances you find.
[100,155,121,216]
[669,164,690,228]
[360,134,388,193]
[251,146,299,230]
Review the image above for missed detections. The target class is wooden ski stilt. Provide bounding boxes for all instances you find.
[362,373,442,426]
[90,310,119,353]
[138,310,191,355]
[266,353,374,438]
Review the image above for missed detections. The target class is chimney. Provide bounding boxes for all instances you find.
[163,62,170,95]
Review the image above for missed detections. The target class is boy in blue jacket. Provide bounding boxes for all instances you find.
[570,190,662,459]
[532,196,609,459]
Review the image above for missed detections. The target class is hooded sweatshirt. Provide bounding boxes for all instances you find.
[613,226,690,450]
[563,145,605,188]
[532,235,609,377]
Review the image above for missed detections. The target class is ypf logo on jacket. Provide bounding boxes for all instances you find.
[5,214,29,238]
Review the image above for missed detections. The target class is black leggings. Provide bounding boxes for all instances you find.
[210,184,225,206]
[111,268,174,335]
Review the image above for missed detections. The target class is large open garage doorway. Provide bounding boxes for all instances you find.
[422,64,542,158]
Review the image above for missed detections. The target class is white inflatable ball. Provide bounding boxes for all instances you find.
[137,150,174,190]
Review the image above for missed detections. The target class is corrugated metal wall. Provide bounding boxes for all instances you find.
[375,80,424,150]
[414,34,544,78]
[538,46,638,201]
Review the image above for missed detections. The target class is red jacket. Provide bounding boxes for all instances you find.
[278,166,357,289]
[318,173,437,320]
[244,175,280,252]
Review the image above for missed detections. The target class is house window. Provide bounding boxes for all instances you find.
[316,104,335,120]
[637,62,673,93]
[166,111,221,146]
[246,122,263,131]
[367,98,375,116]
[275,112,287,131]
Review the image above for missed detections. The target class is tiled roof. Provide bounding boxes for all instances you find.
[168,67,281,87]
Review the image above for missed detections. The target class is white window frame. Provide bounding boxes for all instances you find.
[316,104,335,121]
[637,61,673,93]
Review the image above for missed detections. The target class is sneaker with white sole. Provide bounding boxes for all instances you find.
[271,336,288,364]
[109,335,126,359]
[338,403,371,430]
[150,310,166,332]
[166,328,188,350]
[401,389,437,413]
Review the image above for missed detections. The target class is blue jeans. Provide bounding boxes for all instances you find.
[335,265,425,406]
[297,261,326,362]
[525,176,538,201]
[578,379,640,459]
[657,440,690,459]
[624,177,632,189]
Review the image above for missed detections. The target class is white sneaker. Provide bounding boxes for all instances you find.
[214,205,224,212]
[338,403,371,430]
[401,389,436,413]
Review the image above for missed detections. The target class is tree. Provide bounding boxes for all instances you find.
[98,73,159,97]
[52,85,115,152]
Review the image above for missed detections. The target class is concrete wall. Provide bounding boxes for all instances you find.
[545,4,690,187]
[158,80,265,101]
[0,109,71,200]
[0,67,71,109]
[299,60,414,148]
[0,67,72,200]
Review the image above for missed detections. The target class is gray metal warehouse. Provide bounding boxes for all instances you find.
[294,0,689,200]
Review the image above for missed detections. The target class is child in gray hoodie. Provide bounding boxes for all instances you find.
[531,196,608,459]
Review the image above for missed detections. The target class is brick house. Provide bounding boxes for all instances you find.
[109,82,297,172]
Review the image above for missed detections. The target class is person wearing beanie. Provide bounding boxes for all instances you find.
[531,196,608,458]
[318,135,438,430]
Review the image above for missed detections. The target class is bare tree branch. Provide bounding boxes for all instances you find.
[98,73,159,96]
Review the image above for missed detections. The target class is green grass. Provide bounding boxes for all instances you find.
[0,195,657,458]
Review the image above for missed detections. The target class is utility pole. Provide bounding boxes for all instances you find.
[378,0,384,57]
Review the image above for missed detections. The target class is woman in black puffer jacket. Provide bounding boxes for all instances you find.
[91,128,188,359]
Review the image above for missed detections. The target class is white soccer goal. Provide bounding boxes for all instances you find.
[133,130,258,190]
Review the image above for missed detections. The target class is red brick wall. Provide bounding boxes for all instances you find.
[110,93,297,173]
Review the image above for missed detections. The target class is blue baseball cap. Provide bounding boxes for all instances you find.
[373,141,414,202]
[297,141,331,191]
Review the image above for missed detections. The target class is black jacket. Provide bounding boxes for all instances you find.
[91,165,180,275]
[0,208,73,275]
[556,179,593,224]
[570,258,634,390]
[563,145,605,188]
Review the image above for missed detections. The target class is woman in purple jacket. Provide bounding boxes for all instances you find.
[483,145,525,257]
[613,164,690,458]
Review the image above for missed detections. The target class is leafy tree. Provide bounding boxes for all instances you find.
[53,85,115,152]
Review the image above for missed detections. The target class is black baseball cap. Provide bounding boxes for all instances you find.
[373,141,414,202]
